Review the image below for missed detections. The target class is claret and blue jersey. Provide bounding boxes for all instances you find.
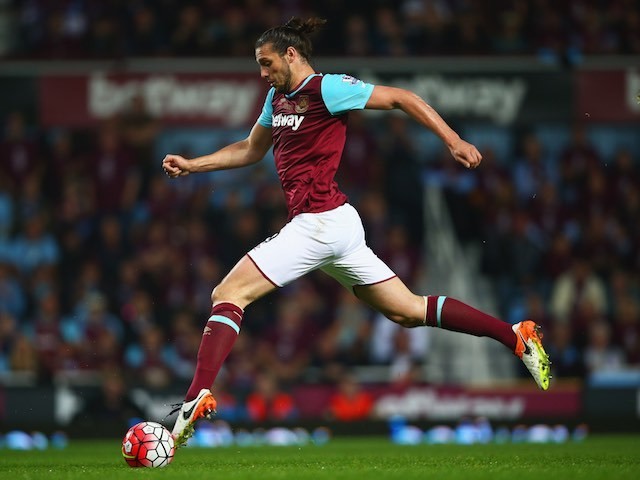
[257,73,374,219]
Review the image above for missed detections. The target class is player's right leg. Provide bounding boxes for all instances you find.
[171,255,277,447]
[171,211,340,446]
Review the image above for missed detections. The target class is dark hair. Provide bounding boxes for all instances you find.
[255,17,326,62]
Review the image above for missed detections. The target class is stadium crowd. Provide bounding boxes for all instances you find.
[0,1,639,423]
[1,0,639,59]
[1,100,639,397]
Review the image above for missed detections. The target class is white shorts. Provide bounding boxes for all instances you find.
[247,203,396,289]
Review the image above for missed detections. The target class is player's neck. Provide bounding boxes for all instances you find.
[288,65,316,93]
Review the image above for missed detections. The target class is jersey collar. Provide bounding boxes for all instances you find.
[285,73,322,99]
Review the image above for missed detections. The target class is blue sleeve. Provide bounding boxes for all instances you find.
[257,88,275,127]
[321,74,375,116]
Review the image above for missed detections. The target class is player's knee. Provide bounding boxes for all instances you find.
[210,283,247,308]
[210,283,227,304]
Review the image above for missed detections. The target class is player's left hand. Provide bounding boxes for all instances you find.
[449,138,482,169]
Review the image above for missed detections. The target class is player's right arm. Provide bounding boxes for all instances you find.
[162,122,272,178]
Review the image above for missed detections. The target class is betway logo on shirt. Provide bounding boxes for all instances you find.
[272,113,305,130]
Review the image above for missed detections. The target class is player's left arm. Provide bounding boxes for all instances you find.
[365,85,482,169]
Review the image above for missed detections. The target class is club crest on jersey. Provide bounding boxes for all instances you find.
[294,95,309,113]
[272,113,305,130]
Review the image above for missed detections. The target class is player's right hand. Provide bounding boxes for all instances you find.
[162,154,191,178]
[449,138,482,169]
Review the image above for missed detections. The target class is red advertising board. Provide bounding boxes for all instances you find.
[38,69,575,128]
[576,69,640,122]
[39,73,269,127]
[293,383,581,420]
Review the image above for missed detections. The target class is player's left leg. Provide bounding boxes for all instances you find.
[353,277,514,343]
[354,278,550,390]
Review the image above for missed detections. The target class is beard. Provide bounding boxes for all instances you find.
[275,64,293,93]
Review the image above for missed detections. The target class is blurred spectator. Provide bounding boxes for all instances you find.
[379,223,423,289]
[503,210,544,288]
[0,111,40,195]
[356,191,390,252]
[316,289,372,378]
[221,209,264,268]
[327,372,374,421]
[90,122,138,214]
[11,212,60,274]
[44,129,85,203]
[549,257,608,327]
[192,257,224,314]
[9,333,39,374]
[124,325,173,388]
[162,251,195,312]
[619,8,640,54]
[545,322,585,379]
[506,290,552,331]
[215,6,254,57]
[95,215,129,290]
[380,115,423,237]
[0,312,18,372]
[558,124,601,210]
[119,94,161,194]
[0,2,14,56]
[222,332,258,396]
[372,7,407,56]
[527,182,567,248]
[170,4,207,55]
[491,10,528,54]
[245,371,297,423]
[28,291,64,378]
[209,371,247,422]
[0,262,26,318]
[583,320,626,373]
[139,175,177,224]
[120,289,157,339]
[611,294,640,366]
[36,7,84,58]
[541,232,574,281]
[512,133,557,206]
[87,15,122,58]
[337,111,381,199]
[452,8,490,55]
[369,311,429,375]
[167,310,200,380]
[73,370,145,428]
[533,5,568,59]
[388,327,425,386]
[17,172,47,226]
[0,179,13,239]
[572,4,619,55]
[64,292,124,354]
[125,6,167,56]
[343,15,371,56]
[256,296,317,384]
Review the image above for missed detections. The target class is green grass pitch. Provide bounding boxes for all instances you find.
[1,435,639,480]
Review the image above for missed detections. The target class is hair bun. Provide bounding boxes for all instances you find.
[284,17,326,35]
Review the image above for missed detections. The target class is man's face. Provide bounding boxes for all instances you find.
[255,43,293,94]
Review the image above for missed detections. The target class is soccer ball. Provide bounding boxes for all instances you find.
[121,421,175,468]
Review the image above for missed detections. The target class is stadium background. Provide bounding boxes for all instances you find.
[0,0,639,438]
